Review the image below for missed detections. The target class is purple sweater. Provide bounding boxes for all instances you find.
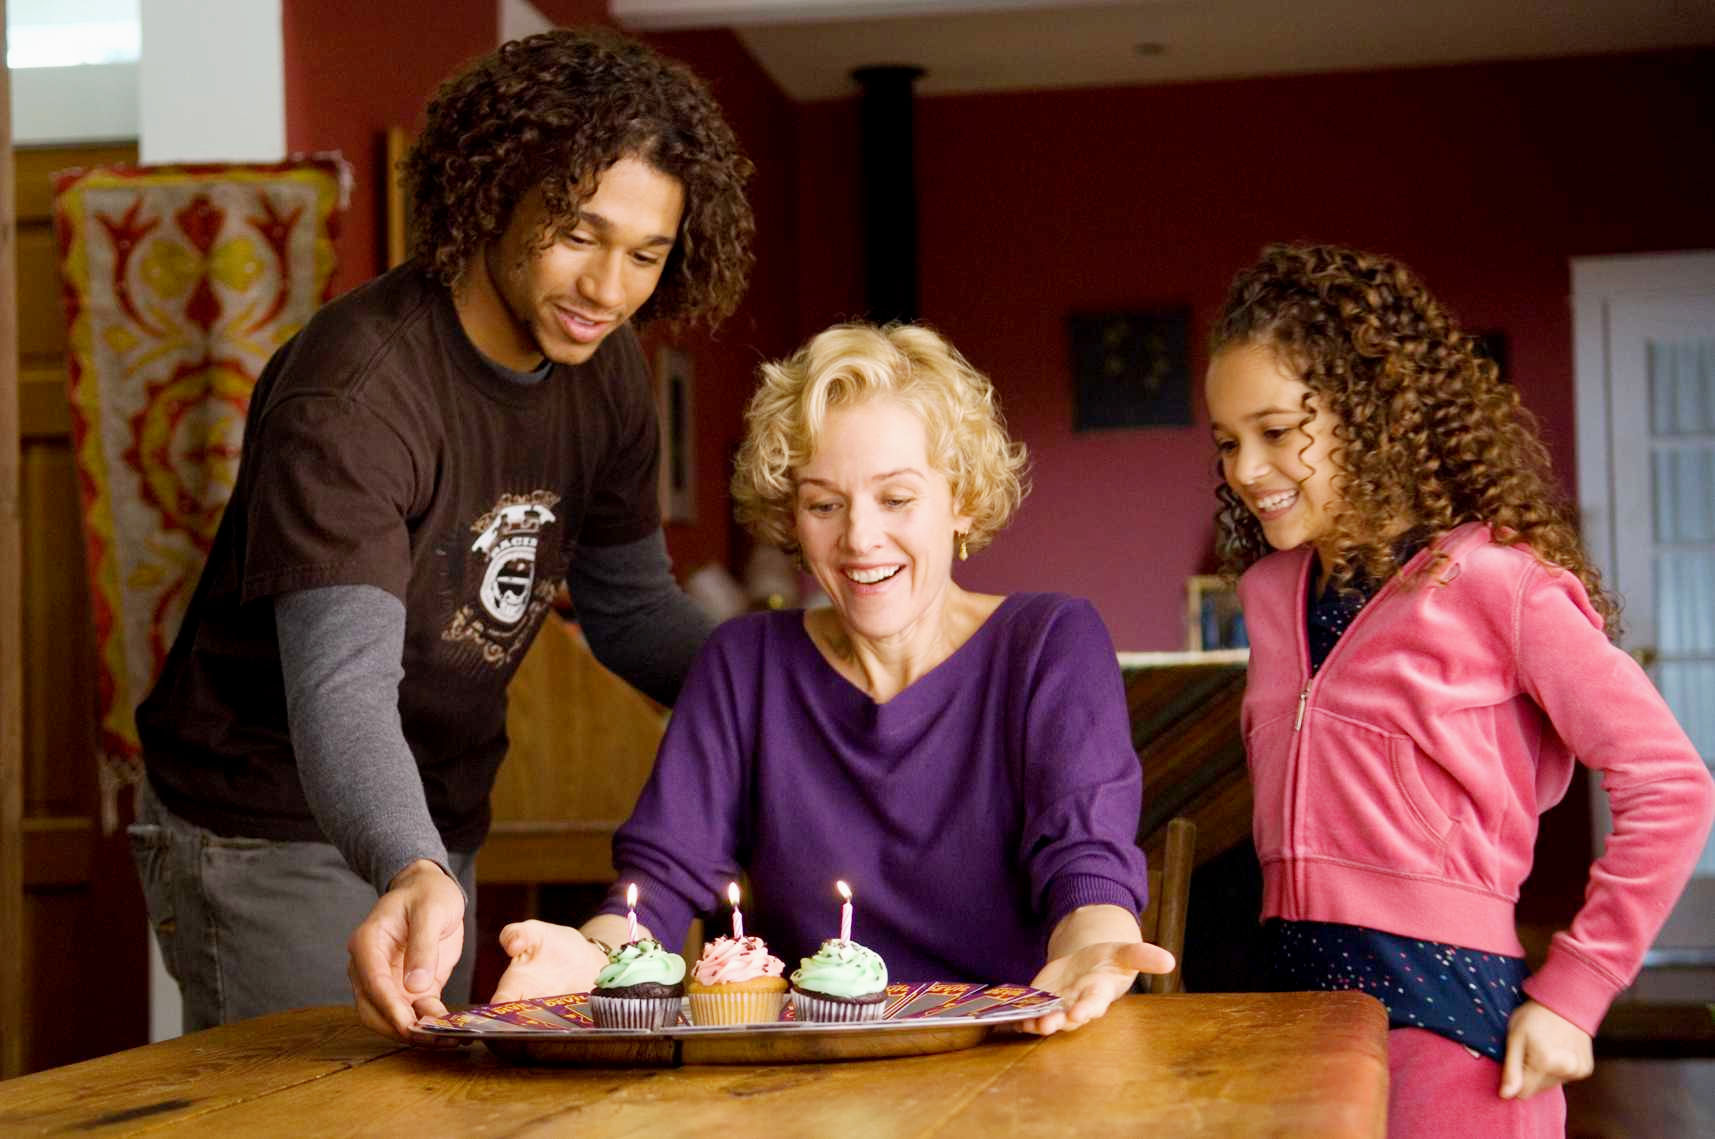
[602,593,1149,984]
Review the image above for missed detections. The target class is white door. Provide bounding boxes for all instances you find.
[1575,252,1715,997]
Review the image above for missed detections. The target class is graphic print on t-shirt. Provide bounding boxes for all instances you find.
[474,498,556,625]
[442,490,564,668]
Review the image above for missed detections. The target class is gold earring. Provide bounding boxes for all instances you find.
[958,534,969,562]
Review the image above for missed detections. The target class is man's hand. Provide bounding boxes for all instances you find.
[346,859,466,1040]
[1499,999,1594,1100]
[491,919,612,1003]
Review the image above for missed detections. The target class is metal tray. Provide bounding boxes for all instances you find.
[409,981,1058,1066]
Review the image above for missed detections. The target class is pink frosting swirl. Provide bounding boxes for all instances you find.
[691,935,785,984]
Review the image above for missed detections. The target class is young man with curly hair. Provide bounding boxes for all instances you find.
[130,28,754,1041]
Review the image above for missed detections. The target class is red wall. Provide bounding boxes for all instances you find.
[796,49,1715,649]
[281,2,800,579]
[283,0,509,296]
[638,28,802,575]
[283,21,1715,647]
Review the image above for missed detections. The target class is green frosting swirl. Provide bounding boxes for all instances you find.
[595,938,686,989]
[790,939,888,998]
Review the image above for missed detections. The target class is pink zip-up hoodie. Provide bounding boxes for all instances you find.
[1238,522,1715,1035]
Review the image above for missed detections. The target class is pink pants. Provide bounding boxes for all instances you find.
[1388,1028,1566,1138]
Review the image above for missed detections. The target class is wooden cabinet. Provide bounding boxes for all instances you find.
[485,617,666,885]
[1,43,19,1080]
[8,142,149,1076]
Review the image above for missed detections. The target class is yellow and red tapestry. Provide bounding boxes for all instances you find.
[53,157,349,828]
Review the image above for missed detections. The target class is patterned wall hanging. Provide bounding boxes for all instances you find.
[53,156,350,829]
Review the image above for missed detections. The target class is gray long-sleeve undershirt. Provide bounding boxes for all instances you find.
[275,530,716,895]
[566,529,716,706]
[276,583,444,896]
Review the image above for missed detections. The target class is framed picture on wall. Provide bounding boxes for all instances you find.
[1068,307,1193,430]
[1185,574,1247,652]
[656,346,696,523]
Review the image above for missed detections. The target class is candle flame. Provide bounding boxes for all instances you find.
[626,882,638,908]
[727,881,741,907]
[836,879,851,901]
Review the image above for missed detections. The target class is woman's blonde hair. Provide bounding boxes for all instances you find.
[732,322,1029,556]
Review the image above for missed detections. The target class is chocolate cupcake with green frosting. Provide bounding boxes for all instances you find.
[789,939,889,1023]
[588,938,687,1029]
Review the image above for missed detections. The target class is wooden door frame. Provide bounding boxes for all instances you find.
[1571,250,1715,972]
[1572,251,1715,585]
[3,0,28,1081]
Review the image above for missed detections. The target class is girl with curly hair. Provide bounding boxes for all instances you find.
[1205,243,1713,1137]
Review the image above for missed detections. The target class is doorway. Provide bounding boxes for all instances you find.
[1574,251,1715,1000]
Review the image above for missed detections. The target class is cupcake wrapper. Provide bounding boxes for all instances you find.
[688,989,789,1026]
[587,994,682,1029]
[789,993,885,1024]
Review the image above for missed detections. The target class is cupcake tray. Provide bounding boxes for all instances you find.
[409,981,1060,1066]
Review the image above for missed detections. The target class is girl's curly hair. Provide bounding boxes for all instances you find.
[732,323,1030,558]
[404,28,754,329]
[1209,243,1620,636]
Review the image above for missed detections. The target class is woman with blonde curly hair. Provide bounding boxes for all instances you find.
[495,322,1173,1033]
[1206,243,1714,1136]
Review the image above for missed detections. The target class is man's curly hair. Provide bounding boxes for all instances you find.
[1209,243,1620,636]
[404,28,754,329]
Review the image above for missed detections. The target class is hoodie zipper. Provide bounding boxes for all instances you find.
[1285,558,1314,914]
[1283,542,1433,913]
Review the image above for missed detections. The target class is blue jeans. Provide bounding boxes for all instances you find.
[128,779,478,1032]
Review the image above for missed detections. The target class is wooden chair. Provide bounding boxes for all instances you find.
[1138,817,1197,994]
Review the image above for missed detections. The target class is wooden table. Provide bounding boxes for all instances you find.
[0,992,1387,1136]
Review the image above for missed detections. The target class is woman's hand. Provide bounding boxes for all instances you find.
[1499,1000,1594,1100]
[1021,904,1175,1036]
[490,919,611,1003]
[1024,939,1176,1035]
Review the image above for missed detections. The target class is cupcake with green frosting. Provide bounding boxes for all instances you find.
[588,938,687,1029]
[788,939,889,1023]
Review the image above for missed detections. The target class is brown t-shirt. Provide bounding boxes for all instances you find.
[137,263,661,849]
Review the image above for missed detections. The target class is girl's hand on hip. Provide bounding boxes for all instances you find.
[1499,999,1594,1099]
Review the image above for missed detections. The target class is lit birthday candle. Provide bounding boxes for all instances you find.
[727,880,744,940]
[626,882,639,943]
[836,880,853,943]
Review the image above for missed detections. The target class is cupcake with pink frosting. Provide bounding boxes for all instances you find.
[686,935,788,1025]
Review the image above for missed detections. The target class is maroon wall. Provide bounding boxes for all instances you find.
[282,0,510,296]
[796,49,1715,648]
[283,23,1715,644]
[281,2,799,579]
[638,28,802,576]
